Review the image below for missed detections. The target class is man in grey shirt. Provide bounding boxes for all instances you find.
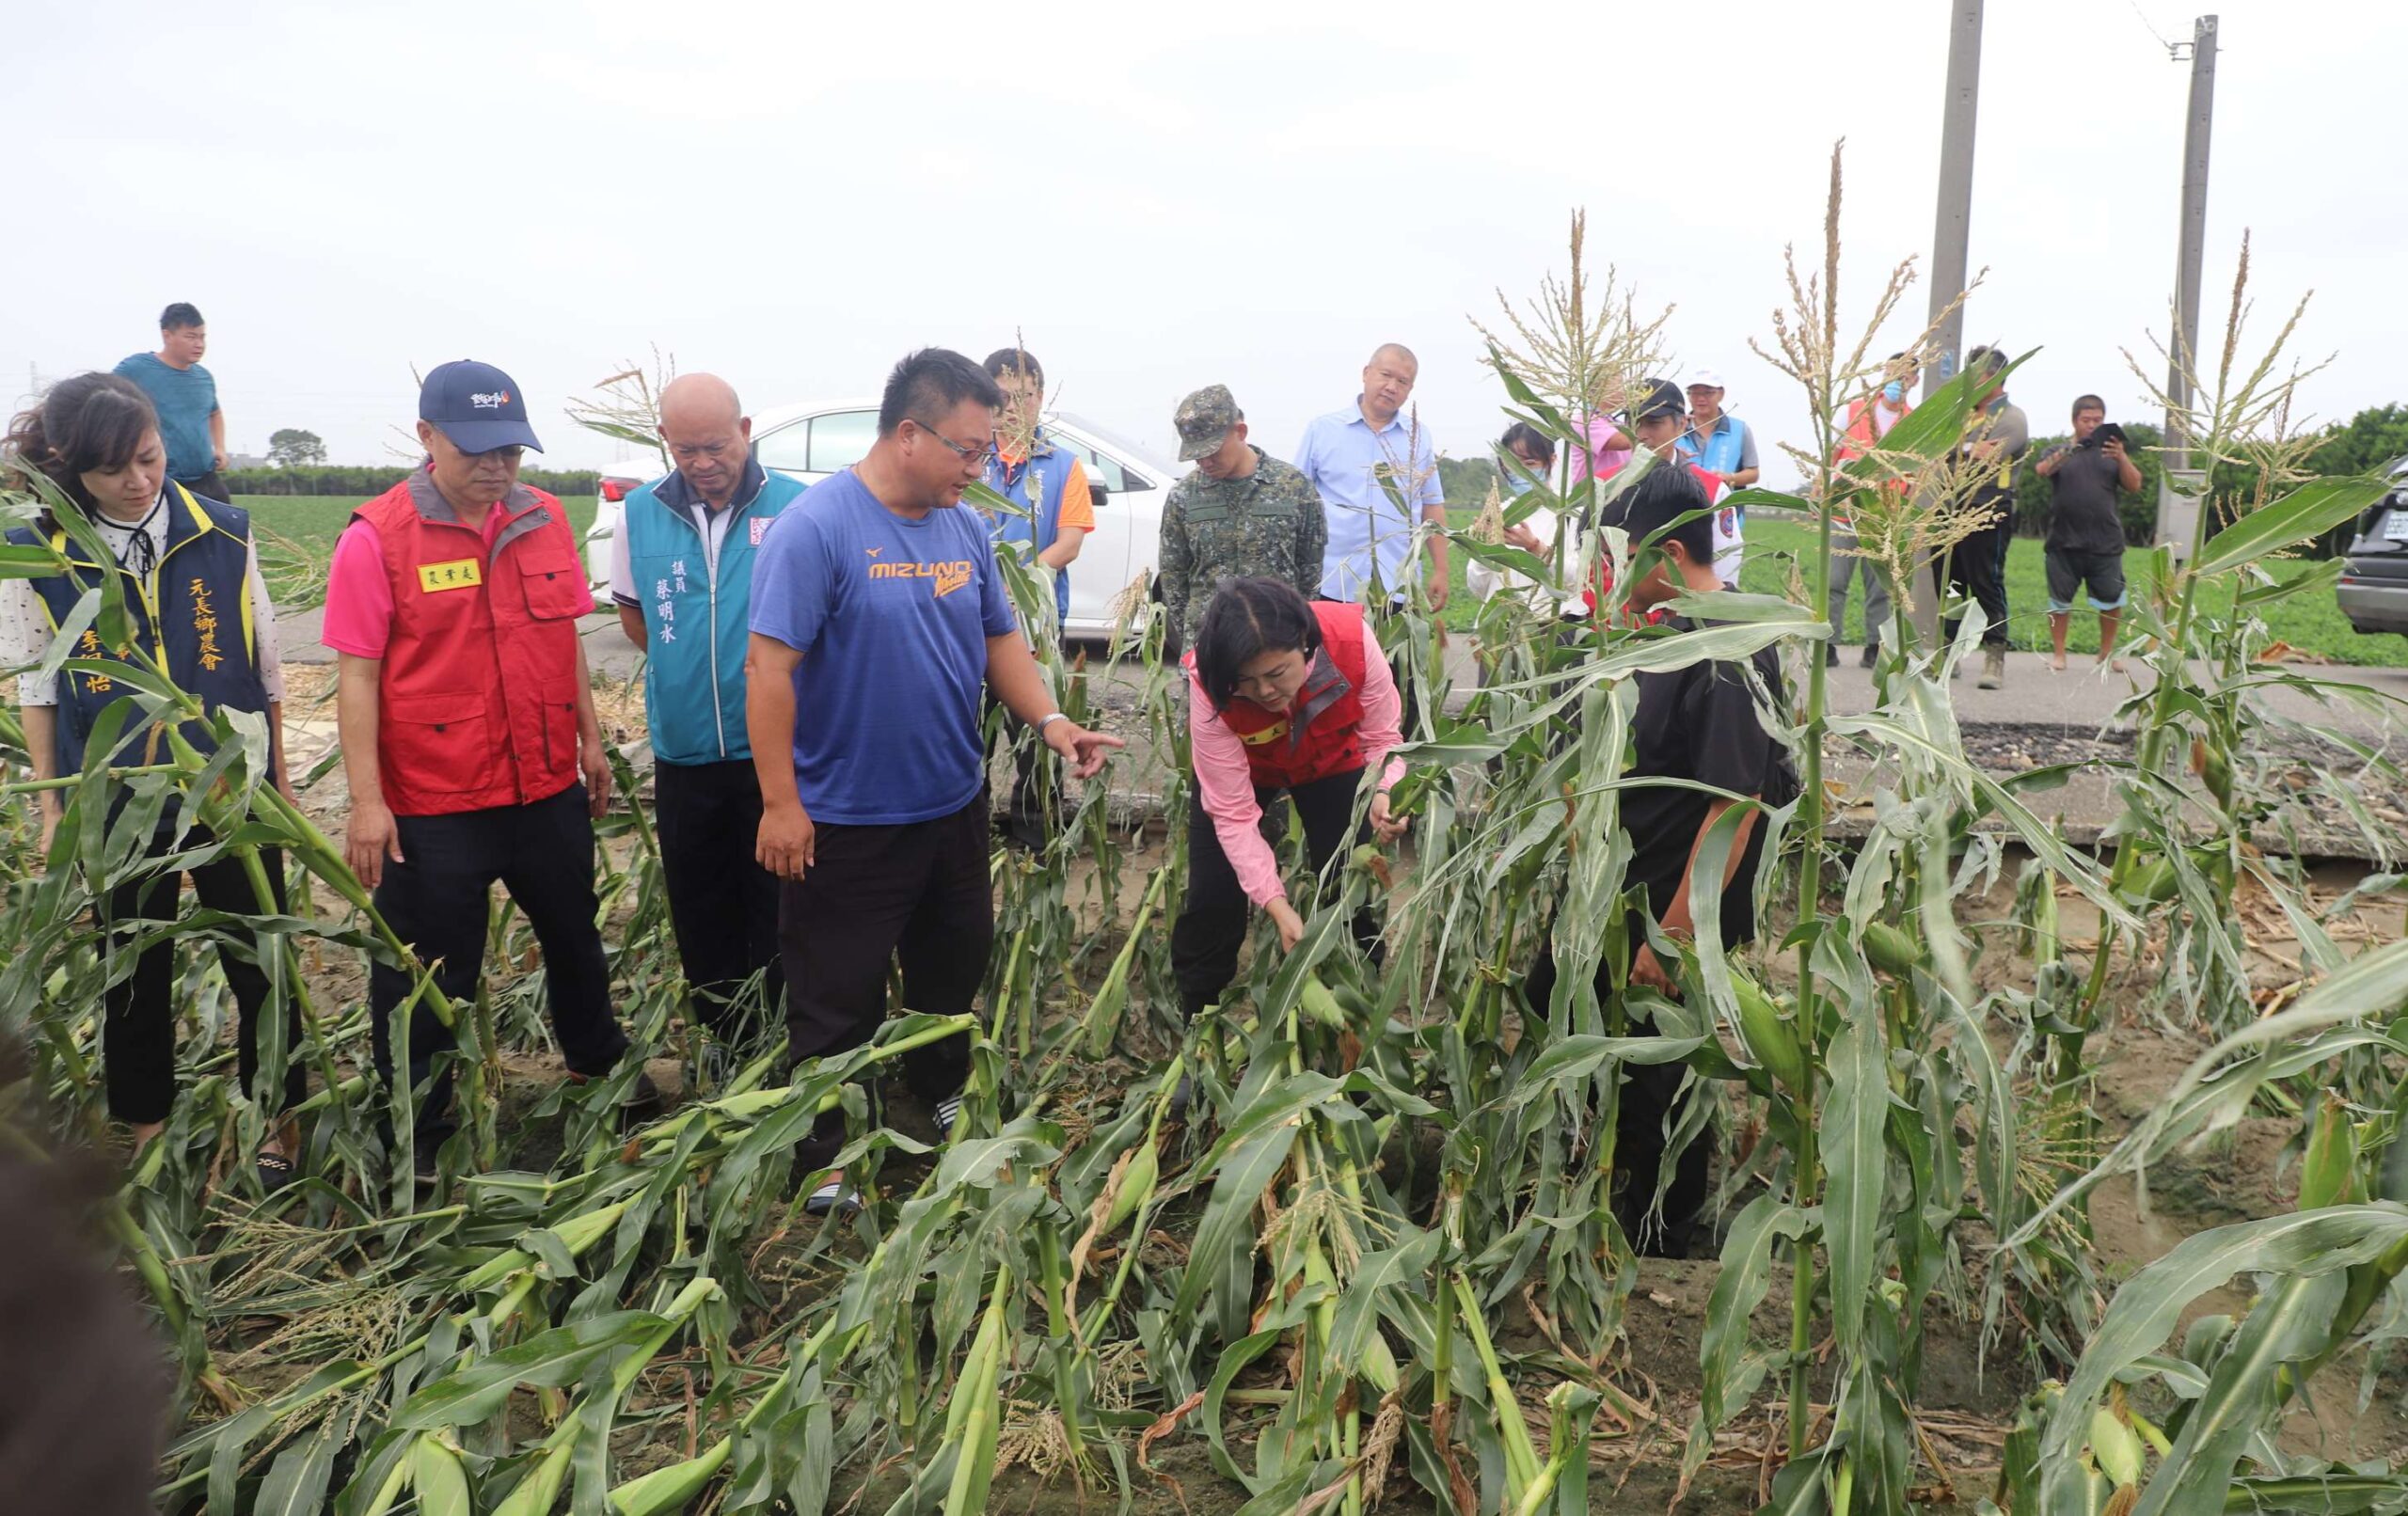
[2034,393,2142,671]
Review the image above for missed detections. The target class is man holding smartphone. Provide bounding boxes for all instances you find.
[2034,394,2142,672]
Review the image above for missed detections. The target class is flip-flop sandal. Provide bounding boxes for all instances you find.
[256,1150,299,1193]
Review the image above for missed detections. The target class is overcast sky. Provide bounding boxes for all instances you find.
[7,0,2400,487]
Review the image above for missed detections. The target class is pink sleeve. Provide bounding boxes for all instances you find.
[1188,673,1288,907]
[1354,639,1407,791]
[321,519,394,658]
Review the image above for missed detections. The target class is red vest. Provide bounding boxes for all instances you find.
[1196,601,1370,790]
[356,473,590,816]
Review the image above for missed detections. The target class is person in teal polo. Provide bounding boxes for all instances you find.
[610,373,800,1062]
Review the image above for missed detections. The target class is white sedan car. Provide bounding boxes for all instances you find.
[588,399,1177,642]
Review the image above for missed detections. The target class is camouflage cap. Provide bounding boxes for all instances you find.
[1174,384,1241,461]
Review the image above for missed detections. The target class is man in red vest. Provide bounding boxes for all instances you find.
[324,360,650,1181]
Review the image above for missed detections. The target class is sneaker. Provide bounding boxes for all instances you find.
[932,1091,965,1141]
[1977,649,2005,689]
[801,1173,861,1216]
[255,1149,299,1194]
[1859,642,1877,670]
[1824,642,1840,668]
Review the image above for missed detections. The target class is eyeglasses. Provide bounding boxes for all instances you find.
[913,421,997,466]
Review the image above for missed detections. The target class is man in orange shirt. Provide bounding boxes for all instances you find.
[1828,352,1916,666]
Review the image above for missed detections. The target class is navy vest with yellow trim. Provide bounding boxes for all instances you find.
[4,483,269,774]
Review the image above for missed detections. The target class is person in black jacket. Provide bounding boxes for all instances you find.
[1530,420,1799,1255]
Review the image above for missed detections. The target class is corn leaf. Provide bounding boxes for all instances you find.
[2191,476,2393,578]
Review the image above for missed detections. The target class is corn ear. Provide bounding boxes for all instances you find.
[2089,1406,2144,1489]
[2299,1094,2365,1209]
[1101,1134,1160,1238]
[1360,1329,1400,1396]
[1299,972,1349,1031]
[2120,858,2180,906]
[1733,974,1809,1095]
[492,1446,572,1516]
[607,1439,734,1515]
[1862,921,1924,979]
[409,1436,474,1516]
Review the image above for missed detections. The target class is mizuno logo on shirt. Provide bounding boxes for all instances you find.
[868,559,975,598]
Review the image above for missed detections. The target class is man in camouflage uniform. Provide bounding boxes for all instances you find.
[1157,384,1326,651]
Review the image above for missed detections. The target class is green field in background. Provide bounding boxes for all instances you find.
[235,495,600,559]
[1438,507,2408,666]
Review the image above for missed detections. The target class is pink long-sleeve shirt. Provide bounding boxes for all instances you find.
[1188,649,1409,907]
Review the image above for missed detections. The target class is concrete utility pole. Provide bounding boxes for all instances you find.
[1917,0,1984,643]
[1925,0,1984,402]
[2158,15,2219,552]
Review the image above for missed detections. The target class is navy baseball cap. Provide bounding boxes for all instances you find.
[420,359,545,453]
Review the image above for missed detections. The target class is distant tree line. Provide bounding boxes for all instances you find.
[223,466,602,497]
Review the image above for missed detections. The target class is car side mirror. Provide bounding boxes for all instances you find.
[1089,480,1109,511]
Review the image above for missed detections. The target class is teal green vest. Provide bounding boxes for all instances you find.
[624,461,802,765]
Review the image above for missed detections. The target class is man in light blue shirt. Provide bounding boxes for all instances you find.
[1678,367,1761,584]
[1295,344,1450,610]
[113,303,228,503]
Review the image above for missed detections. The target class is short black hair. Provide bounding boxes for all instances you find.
[2071,393,2106,419]
[1612,463,1717,568]
[159,303,203,330]
[1967,344,2006,378]
[1498,422,1555,469]
[878,348,1004,437]
[1193,576,1323,713]
[983,347,1043,391]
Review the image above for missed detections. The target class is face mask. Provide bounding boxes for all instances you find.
[1503,469,1537,497]
[1883,381,1906,404]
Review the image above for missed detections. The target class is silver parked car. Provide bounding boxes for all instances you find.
[2335,457,2408,636]
[587,399,1175,642]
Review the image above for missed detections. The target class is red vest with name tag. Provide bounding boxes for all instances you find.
[1193,600,1370,791]
[354,475,589,815]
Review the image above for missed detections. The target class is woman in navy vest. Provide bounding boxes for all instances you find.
[1,373,303,1189]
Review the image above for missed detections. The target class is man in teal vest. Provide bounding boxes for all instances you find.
[610,373,800,1064]
[978,347,1095,847]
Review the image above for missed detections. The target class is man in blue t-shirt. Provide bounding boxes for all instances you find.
[745,348,1121,1211]
[113,303,229,503]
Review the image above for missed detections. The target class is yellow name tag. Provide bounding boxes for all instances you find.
[1239,721,1289,746]
[418,559,483,592]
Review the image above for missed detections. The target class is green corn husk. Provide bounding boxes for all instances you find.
[1733,974,1809,1096]
[2119,858,2181,906]
[1299,973,1349,1031]
[2299,1094,2365,1210]
[2089,1405,2145,1489]
[1101,1135,1160,1238]
[1862,921,1924,978]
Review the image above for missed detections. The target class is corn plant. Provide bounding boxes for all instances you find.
[1994,938,2408,1514]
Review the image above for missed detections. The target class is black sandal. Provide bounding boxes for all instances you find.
[256,1150,298,1193]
